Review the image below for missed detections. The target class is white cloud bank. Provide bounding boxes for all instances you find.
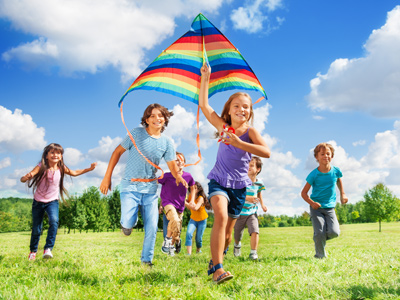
[307,5,400,118]
[0,105,46,153]
[0,0,225,81]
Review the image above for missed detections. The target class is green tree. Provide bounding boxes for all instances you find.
[351,210,360,222]
[364,183,400,232]
[107,189,121,231]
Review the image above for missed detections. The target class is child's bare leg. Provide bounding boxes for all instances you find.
[250,232,259,250]
[186,245,192,255]
[210,195,231,280]
[224,217,237,250]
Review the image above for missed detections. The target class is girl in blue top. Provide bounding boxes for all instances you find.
[301,142,348,258]
[199,64,270,284]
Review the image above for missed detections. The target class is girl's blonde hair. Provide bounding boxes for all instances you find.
[28,143,69,201]
[313,143,335,158]
[220,92,254,126]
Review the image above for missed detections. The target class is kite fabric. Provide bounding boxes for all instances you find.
[118,13,268,106]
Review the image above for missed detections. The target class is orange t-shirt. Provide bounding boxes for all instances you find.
[190,196,208,222]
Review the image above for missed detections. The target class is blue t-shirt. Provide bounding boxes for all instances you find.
[120,127,176,194]
[240,179,265,216]
[306,166,342,208]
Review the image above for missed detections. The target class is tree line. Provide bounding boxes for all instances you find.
[1,183,399,233]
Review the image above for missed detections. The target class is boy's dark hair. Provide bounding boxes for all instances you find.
[141,103,173,133]
[252,156,263,175]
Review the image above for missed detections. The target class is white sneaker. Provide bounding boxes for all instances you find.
[249,252,258,260]
[168,245,175,257]
[162,237,172,254]
[28,252,36,261]
[43,248,53,259]
[234,244,241,257]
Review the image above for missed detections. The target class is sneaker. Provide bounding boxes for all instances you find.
[28,252,36,261]
[142,261,154,268]
[43,248,53,259]
[168,246,175,257]
[249,252,258,260]
[196,249,202,254]
[121,226,132,236]
[162,237,172,254]
[234,244,241,257]
[175,240,181,254]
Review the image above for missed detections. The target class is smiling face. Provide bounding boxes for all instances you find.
[46,148,62,166]
[145,108,165,131]
[229,95,252,123]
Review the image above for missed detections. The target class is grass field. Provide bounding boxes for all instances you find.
[0,223,399,299]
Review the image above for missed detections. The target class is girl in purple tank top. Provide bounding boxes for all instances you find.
[199,64,271,284]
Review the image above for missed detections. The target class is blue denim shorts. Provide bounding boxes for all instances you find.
[208,179,247,219]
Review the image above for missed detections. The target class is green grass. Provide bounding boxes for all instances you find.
[0,223,399,299]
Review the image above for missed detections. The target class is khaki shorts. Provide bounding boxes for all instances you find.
[164,204,183,244]
[233,214,259,242]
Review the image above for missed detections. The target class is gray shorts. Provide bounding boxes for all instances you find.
[234,214,259,242]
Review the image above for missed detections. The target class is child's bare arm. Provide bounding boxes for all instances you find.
[100,145,126,195]
[166,160,188,188]
[337,178,348,204]
[20,166,40,183]
[185,185,197,210]
[301,182,321,209]
[66,162,97,177]
[199,64,224,132]
[191,196,204,211]
[258,192,267,212]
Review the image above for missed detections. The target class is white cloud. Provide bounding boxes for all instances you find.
[307,6,400,118]
[0,0,225,81]
[353,140,366,147]
[0,157,11,169]
[63,148,85,167]
[253,102,271,132]
[0,106,46,153]
[165,104,216,150]
[88,136,123,162]
[230,0,284,33]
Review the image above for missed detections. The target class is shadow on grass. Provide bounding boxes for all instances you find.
[341,284,400,299]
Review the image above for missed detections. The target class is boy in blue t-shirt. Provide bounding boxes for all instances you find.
[301,142,348,258]
[233,156,267,260]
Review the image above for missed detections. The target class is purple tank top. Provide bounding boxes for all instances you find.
[207,128,252,189]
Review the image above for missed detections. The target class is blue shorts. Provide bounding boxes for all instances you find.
[208,179,247,219]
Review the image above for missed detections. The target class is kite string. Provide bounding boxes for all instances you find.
[120,102,164,182]
[183,105,202,167]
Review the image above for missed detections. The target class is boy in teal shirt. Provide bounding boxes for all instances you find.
[301,143,348,258]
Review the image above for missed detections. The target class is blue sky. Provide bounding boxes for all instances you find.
[1,0,400,216]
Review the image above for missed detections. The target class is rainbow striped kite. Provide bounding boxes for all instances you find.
[119,13,267,106]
